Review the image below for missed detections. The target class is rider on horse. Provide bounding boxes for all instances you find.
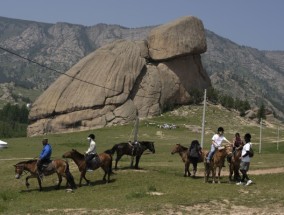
[37,138,52,179]
[207,127,232,164]
[85,134,98,171]
[129,140,140,156]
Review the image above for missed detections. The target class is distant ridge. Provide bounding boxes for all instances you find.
[0,16,283,120]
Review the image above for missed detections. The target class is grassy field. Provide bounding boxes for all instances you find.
[0,105,284,214]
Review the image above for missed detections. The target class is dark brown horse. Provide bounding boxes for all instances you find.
[228,147,242,181]
[204,144,233,184]
[171,144,206,177]
[62,149,112,186]
[14,159,76,191]
[110,141,155,170]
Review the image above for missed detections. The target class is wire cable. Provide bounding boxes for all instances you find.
[0,45,158,99]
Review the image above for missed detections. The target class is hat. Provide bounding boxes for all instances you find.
[88,134,95,140]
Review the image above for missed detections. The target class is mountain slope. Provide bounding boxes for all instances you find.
[0,16,283,119]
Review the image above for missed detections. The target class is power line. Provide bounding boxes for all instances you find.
[0,45,158,99]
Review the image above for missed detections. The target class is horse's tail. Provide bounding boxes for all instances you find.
[109,153,114,175]
[104,149,113,155]
[65,162,77,189]
[108,144,118,155]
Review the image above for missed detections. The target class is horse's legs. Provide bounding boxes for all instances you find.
[56,173,62,189]
[134,156,141,169]
[36,176,43,191]
[185,161,191,177]
[130,156,134,168]
[79,171,89,186]
[212,167,216,184]
[204,163,209,183]
[114,154,122,170]
[229,163,233,182]
[25,176,31,189]
[217,167,222,184]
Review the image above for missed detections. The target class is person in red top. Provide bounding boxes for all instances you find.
[232,132,244,155]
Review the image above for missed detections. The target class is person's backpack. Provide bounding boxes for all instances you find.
[248,145,254,157]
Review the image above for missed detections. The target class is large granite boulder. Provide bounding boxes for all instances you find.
[147,16,207,60]
[27,16,211,136]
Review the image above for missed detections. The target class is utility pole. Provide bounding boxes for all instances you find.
[201,89,207,148]
[259,118,262,154]
[134,114,139,142]
[277,124,280,151]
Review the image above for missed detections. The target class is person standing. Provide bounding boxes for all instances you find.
[37,138,52,178]
[233,132,244,154]
[207,127,231,163]
[188,140,202,177]
[85,134,97,171]
[236,133,253,186]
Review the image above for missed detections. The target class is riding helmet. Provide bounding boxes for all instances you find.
[217,127,224,132]
[88,134,95,140]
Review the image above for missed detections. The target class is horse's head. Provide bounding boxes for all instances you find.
[14,163,24,179]
[63,149,84,159]
[224,144,233,156]
[148,141,155,154]
[171,144,181,154]
[141,141,155,154]
[62,150,72,159]
[171,144,188,154]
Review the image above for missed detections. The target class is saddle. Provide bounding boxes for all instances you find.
[41,160,53,172]
[90,155,101,168]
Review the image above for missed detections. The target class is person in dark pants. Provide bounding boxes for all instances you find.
[236,133,253,186]
[37,138,52,179]
[188,140,202,177]
[85,134,97,172]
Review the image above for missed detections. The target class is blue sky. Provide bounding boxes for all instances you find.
[0,0,283,51]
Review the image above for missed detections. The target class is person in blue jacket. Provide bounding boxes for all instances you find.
[37,138,52,178]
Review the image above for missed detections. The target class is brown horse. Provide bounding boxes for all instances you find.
[14,159,76,191]
[228,147,242,181]
[204,144,233,184]
[171,144,206,177]
[62,149,112,186]
[109,141,155,170]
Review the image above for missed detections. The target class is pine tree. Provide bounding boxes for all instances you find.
[257,103,266,123]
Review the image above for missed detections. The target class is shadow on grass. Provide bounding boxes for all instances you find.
[81,178,117,187]
[114,166,147,171]
[19,185,68,193]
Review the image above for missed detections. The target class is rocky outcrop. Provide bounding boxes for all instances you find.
[27,16,211,136]
[147,16,207,60]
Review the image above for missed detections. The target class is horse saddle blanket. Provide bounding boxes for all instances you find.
[91,156,101,167]
[42,160,55,173]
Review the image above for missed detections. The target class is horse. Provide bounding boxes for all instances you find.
[109,141,155,170]
[62,149,112,186]
[228,147,242,182]
[171,144,206,177]
[204,144,233,184]
[14,159,76,191]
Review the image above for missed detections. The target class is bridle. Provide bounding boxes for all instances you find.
[15,164,29,177]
